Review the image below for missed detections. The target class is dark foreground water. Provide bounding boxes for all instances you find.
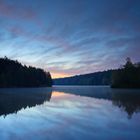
[0,86,140,140]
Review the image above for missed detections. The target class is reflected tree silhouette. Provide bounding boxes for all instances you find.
[54,86,140,119]
[0,88,52,117]
[112,91,140,119]
[0,86,140,119]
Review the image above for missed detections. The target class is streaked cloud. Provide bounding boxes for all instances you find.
[0,0,140,78]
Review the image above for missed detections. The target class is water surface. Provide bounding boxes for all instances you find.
[0,86,140,140]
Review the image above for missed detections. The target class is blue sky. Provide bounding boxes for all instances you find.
[0,0,140,78]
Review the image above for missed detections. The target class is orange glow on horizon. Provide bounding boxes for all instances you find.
[52,91,65,97]
[51,72,72,79]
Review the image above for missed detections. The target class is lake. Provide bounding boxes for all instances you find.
[0,86,140,140]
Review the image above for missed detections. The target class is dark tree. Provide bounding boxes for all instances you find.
[111,58,140,88]
[0,57,52,88]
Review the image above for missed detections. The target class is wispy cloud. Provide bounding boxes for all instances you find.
[0,0,140,78]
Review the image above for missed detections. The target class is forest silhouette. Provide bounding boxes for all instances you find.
[0,57,52,87]
[0,57,140,88]
[112,58,140,88]
[54,58,140,88]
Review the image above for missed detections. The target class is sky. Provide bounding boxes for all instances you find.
[0,0,140,78]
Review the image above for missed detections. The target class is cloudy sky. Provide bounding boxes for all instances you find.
[0,0,140,78]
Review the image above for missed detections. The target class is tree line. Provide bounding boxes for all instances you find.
[54,58,140,88]
[54,70,113,85]
[111,57,140,88]
[0,57,52,87]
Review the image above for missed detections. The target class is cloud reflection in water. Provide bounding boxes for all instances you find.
[0,86,140,140]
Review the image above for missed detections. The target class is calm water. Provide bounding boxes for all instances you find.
[0,86,140,140]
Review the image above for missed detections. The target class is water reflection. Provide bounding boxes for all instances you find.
[112,91,140,119]
[0,88,52,117]
[0,86,140,140]
[0,86,140,119]
[54,86,140,118]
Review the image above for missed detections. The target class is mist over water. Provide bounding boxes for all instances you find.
[0,86,140,140]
